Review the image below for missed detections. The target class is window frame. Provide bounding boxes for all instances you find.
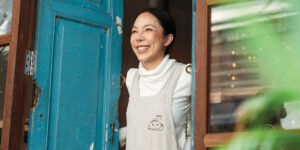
[0,0,36,149]
[194,0,300,149]
[194,0,241,149]
[0,34,11,45]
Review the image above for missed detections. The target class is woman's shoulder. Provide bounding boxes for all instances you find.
[176,62,192,88]
[127,68,138,77]
[126,68,138,92]
[171,58,191,73]
[174,61,192,77]
[173,62,192,98]
[127,68,138,76]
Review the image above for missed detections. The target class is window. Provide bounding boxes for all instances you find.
[194,0,300,149]
[0,0,12,145]
[0,44,9,130]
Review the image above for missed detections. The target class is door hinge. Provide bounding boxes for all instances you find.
[24,50,36,76]
[109,122,115,143]
[106,121,119,144]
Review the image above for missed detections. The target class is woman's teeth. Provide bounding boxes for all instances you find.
[138,46,149,50]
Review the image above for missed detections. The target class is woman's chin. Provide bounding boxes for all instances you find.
[137,55,149,62]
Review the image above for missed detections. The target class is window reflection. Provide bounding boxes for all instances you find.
[0,45,9,136]
[0,0,13,34]
[209,0,297,133]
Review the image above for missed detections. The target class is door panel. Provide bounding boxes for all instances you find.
[47,18,106,149]
[27,0,122,149]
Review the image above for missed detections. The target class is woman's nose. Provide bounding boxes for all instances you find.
[136,33,144,42]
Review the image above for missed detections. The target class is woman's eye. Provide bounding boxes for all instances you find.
[131,30,137,34]
[145,28,153,31]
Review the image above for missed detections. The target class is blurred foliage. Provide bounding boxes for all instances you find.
[215,0,300,150]
[237,89,297,129]
[217,129,300,150]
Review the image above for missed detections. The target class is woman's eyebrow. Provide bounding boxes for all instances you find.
[144,24,156,28]
[132,24,156,29]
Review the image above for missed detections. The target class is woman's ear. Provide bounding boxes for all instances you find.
[164,34,174,47]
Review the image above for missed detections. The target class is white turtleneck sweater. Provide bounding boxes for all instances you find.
[120,55,192,150]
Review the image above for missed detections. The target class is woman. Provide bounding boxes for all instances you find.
[119,8,191,150]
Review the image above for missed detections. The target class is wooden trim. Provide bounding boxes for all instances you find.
[206,0,230,6]
[1,0,37,149]
[206,0,253,6]
[194,0,210,150]
[204,132,235,148]
[0,34,12,45]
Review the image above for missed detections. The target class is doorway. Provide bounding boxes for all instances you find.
[118,0,192,149]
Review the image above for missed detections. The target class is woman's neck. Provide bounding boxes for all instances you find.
[142,56,165,70]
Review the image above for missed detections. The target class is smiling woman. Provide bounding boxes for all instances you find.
[130,9,175,70]
[130,12,167,70]
[119,8,192,150]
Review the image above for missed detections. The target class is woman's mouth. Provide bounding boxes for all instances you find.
[137,46,150,53]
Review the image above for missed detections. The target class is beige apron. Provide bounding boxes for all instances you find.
[126,63,184,150]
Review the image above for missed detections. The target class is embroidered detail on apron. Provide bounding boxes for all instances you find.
[148,115,164,131]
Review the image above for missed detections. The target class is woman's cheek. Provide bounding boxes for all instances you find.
[130,35,133,44]
[151,32,163,42]
[130,36,135,49]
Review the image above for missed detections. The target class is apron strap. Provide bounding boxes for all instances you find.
[130,69,140,98]
[160,62,185,93]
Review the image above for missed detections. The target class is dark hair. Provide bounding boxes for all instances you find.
[133,8,176,55]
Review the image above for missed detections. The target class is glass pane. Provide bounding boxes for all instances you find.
[209,0,298,133]
[0,0,13,35]
[281,101,300,130]
[0,44,9,143]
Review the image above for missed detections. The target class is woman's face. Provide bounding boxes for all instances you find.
[130,12,172,66]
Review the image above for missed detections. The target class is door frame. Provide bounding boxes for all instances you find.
[193,0,211,149]
[1,0,37,149]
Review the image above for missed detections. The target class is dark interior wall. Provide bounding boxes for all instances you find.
[168,0,192,63]
[118,0,192,142]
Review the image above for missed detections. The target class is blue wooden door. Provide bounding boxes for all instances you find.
[27,0,122,150]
